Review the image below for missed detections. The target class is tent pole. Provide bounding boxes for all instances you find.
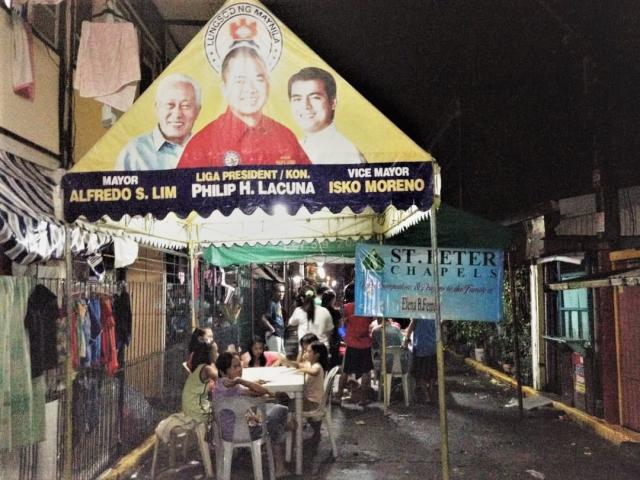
[382,312,388,414]
[63,227,74,480]
[188,240,197,331]
[378,235,389,415]
[430,203,450,480]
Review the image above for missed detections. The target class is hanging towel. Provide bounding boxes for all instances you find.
[11,10,35,101]
[114,236,138,268]
[74,21,140,112]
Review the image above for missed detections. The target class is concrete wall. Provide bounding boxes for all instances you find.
[73,93,109,162]
[0,10,60,167]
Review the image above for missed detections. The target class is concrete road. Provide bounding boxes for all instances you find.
[128,359,639,479]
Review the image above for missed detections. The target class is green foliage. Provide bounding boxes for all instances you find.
[446,319,495,349]
[445,265,532,385]
[498,265,531,384]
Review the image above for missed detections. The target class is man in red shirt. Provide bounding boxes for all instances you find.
[335,283,374,405]
[178,46,310,168]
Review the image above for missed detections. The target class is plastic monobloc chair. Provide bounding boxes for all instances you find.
[383,346,411,407]
[286,365,340,461]
[212,396,276,480]
[151,414,213,479]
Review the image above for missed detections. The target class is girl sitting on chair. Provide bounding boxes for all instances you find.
[241,336,283,368]
[214,352,291,477]
[287,341,329,440]
[182,340,218,424]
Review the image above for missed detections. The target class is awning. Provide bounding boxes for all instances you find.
[0,149,65,264]
[203,238,358,267]
[547,267,640,291]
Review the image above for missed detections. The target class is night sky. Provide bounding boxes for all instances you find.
[259,0,640,219]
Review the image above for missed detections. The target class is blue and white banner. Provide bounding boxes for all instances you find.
[63,162,433,222]
[354,244,504,322]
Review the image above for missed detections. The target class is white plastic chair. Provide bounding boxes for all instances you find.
[151,413,213,479]
[212,396,276,480]
[286,365,340,460]
[383,346,411,407]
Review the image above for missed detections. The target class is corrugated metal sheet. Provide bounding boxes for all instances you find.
[618,285,640,432]
[619,186,640,236]
[555,213,598,236]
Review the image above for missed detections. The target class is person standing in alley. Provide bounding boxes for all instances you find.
[260,282,287,355]
[336,282,374,405]
[403,318,437,404]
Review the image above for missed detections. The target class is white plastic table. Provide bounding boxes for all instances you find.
[242,366,305,475]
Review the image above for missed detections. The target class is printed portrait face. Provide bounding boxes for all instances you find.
[221,51,269,119]
[155,81,200,144]
[289,79,336,133]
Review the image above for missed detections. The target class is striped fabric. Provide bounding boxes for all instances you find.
[0,150,65,264]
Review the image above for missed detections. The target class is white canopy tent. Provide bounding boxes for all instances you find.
[73,203,435,249]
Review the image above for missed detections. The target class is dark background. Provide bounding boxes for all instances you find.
[258,0,640,219]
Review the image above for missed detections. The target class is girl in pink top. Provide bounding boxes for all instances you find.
[241,336,283,368]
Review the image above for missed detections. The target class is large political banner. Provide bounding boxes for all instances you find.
[64,162,433,221]
[64,0,434,222]
[354,244,504,322]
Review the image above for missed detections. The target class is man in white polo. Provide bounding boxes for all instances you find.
[288,67,366,164]
[116,73,201,170]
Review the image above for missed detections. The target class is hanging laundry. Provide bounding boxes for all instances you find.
[87,253,105,280]
[87,296,102,367]
[74,21,140,112]
[1,277,46,450]
[11,9,35,100]
[24,284,59,378]
[80,300,92,367]
[113,287,132,349]
[70,299,90,369]
[114,236,138,268]
[100,296,118,377]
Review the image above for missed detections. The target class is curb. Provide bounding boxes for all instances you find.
[462,355,640,446]
[97,435,156,480]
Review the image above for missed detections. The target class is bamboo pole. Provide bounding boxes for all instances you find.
[430,203,450,480]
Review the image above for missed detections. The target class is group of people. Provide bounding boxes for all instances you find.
[178,282,438,476]
[181,325,329,478]
[258,281,438,405]
[117,46,365,170]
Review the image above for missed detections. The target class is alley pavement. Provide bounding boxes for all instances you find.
[126,357,640,480]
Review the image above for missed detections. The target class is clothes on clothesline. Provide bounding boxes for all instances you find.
[113,287,132,348]
[11,9,35,100]
[69,290,131,376]
[0,276,46,451]
[74,21,140,112]
[100,296,118,377]
[24,284,60,378]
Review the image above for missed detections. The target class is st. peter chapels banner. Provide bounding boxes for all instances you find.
[63,0,434,221]
[354,244,504,322]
